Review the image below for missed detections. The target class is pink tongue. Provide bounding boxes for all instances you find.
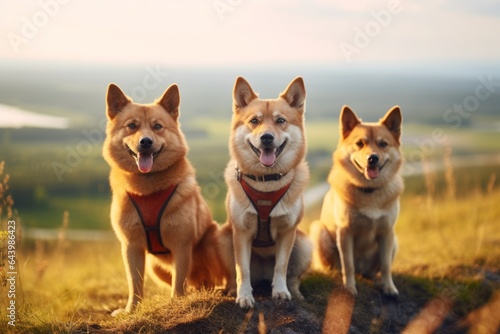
[137,152,154,173]
[260,148,277,167]
[367,166,379,179]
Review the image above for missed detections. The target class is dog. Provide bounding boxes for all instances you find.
[219,77,312,309]
[310,105,403,296]
[102,83,225,315]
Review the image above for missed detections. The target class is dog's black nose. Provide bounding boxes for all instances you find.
[260,133,274,146]
[139,137,153,149]
[367,154,379,166]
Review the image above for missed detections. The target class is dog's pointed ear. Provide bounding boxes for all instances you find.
[158,84,181,120]
[233,77,258,112]
[340,105,361,139]
[280,77,306,110]
[381,106,402,141]
[106,83,131,119]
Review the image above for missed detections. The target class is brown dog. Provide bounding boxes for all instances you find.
[103,83,225,315]
[310,106,403,296]
[219,77,312,309]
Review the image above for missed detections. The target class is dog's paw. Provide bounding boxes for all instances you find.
[272,277,291,301]
[382,282,399,297]
[290,288,305,301]
[236,284,255,309]
[344,284,358,296]
[236,295,255,309]
[111,308,128,317]
[292,291,305,301]
[272,288,292,301]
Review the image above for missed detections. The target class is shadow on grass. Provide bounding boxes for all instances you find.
[313,267,500,334]
[73,266,500,334]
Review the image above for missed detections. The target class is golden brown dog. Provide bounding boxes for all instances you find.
[219,77,312,309]
[103,83,224,315]
[310,105,403,296]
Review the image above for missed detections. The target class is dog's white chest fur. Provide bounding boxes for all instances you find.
[355,200,399,232]
[358,207,386,221]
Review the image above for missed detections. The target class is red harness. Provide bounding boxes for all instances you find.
[127,184,178,255]
[239,177,291,247]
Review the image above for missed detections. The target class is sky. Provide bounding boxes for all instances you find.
[0,0,499,67]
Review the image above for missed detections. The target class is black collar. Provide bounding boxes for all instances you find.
[235,165,286,182]
[356,187,378,193]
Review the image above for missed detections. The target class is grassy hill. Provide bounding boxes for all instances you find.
[1,159,499,333]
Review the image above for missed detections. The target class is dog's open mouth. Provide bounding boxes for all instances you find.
[354,159,388,180]
[249,140,287,167]
[126,144,163,173]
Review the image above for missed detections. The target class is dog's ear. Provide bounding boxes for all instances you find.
[158,84,181,120]
[340,105,361,139]
[280,77,306,110]
[233,77,258,111]
[381,106,402,141]
[106,83,131,119]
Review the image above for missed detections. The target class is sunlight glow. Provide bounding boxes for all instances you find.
[0,0,499,66]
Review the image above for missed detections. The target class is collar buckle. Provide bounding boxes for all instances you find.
[235,165,242,181]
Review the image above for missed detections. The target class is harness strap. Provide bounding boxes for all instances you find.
[127,184,178,255]
[239,178,291,247]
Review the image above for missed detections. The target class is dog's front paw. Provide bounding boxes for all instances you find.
[272,277,291,300]
[382,282,399,297]
[273,281,292,300]
[236,286,255,309]
[272,288,292,301]
[111,308,128,317]
[236,294,255,309]
[344,284,358,296]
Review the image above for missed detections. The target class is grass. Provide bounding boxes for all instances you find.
[0,159,499,333]
[396,189,500,274]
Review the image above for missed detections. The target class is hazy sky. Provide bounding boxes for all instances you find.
[1,0,499,66]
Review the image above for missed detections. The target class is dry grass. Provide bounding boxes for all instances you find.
[0,159,499,333]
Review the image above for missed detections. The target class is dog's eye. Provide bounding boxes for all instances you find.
[249,118,259,125]
[355,140,364,148]
[153,124,163,130]
[379,140,388,148]
[276,118,286,124]
[127,123,137,130]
